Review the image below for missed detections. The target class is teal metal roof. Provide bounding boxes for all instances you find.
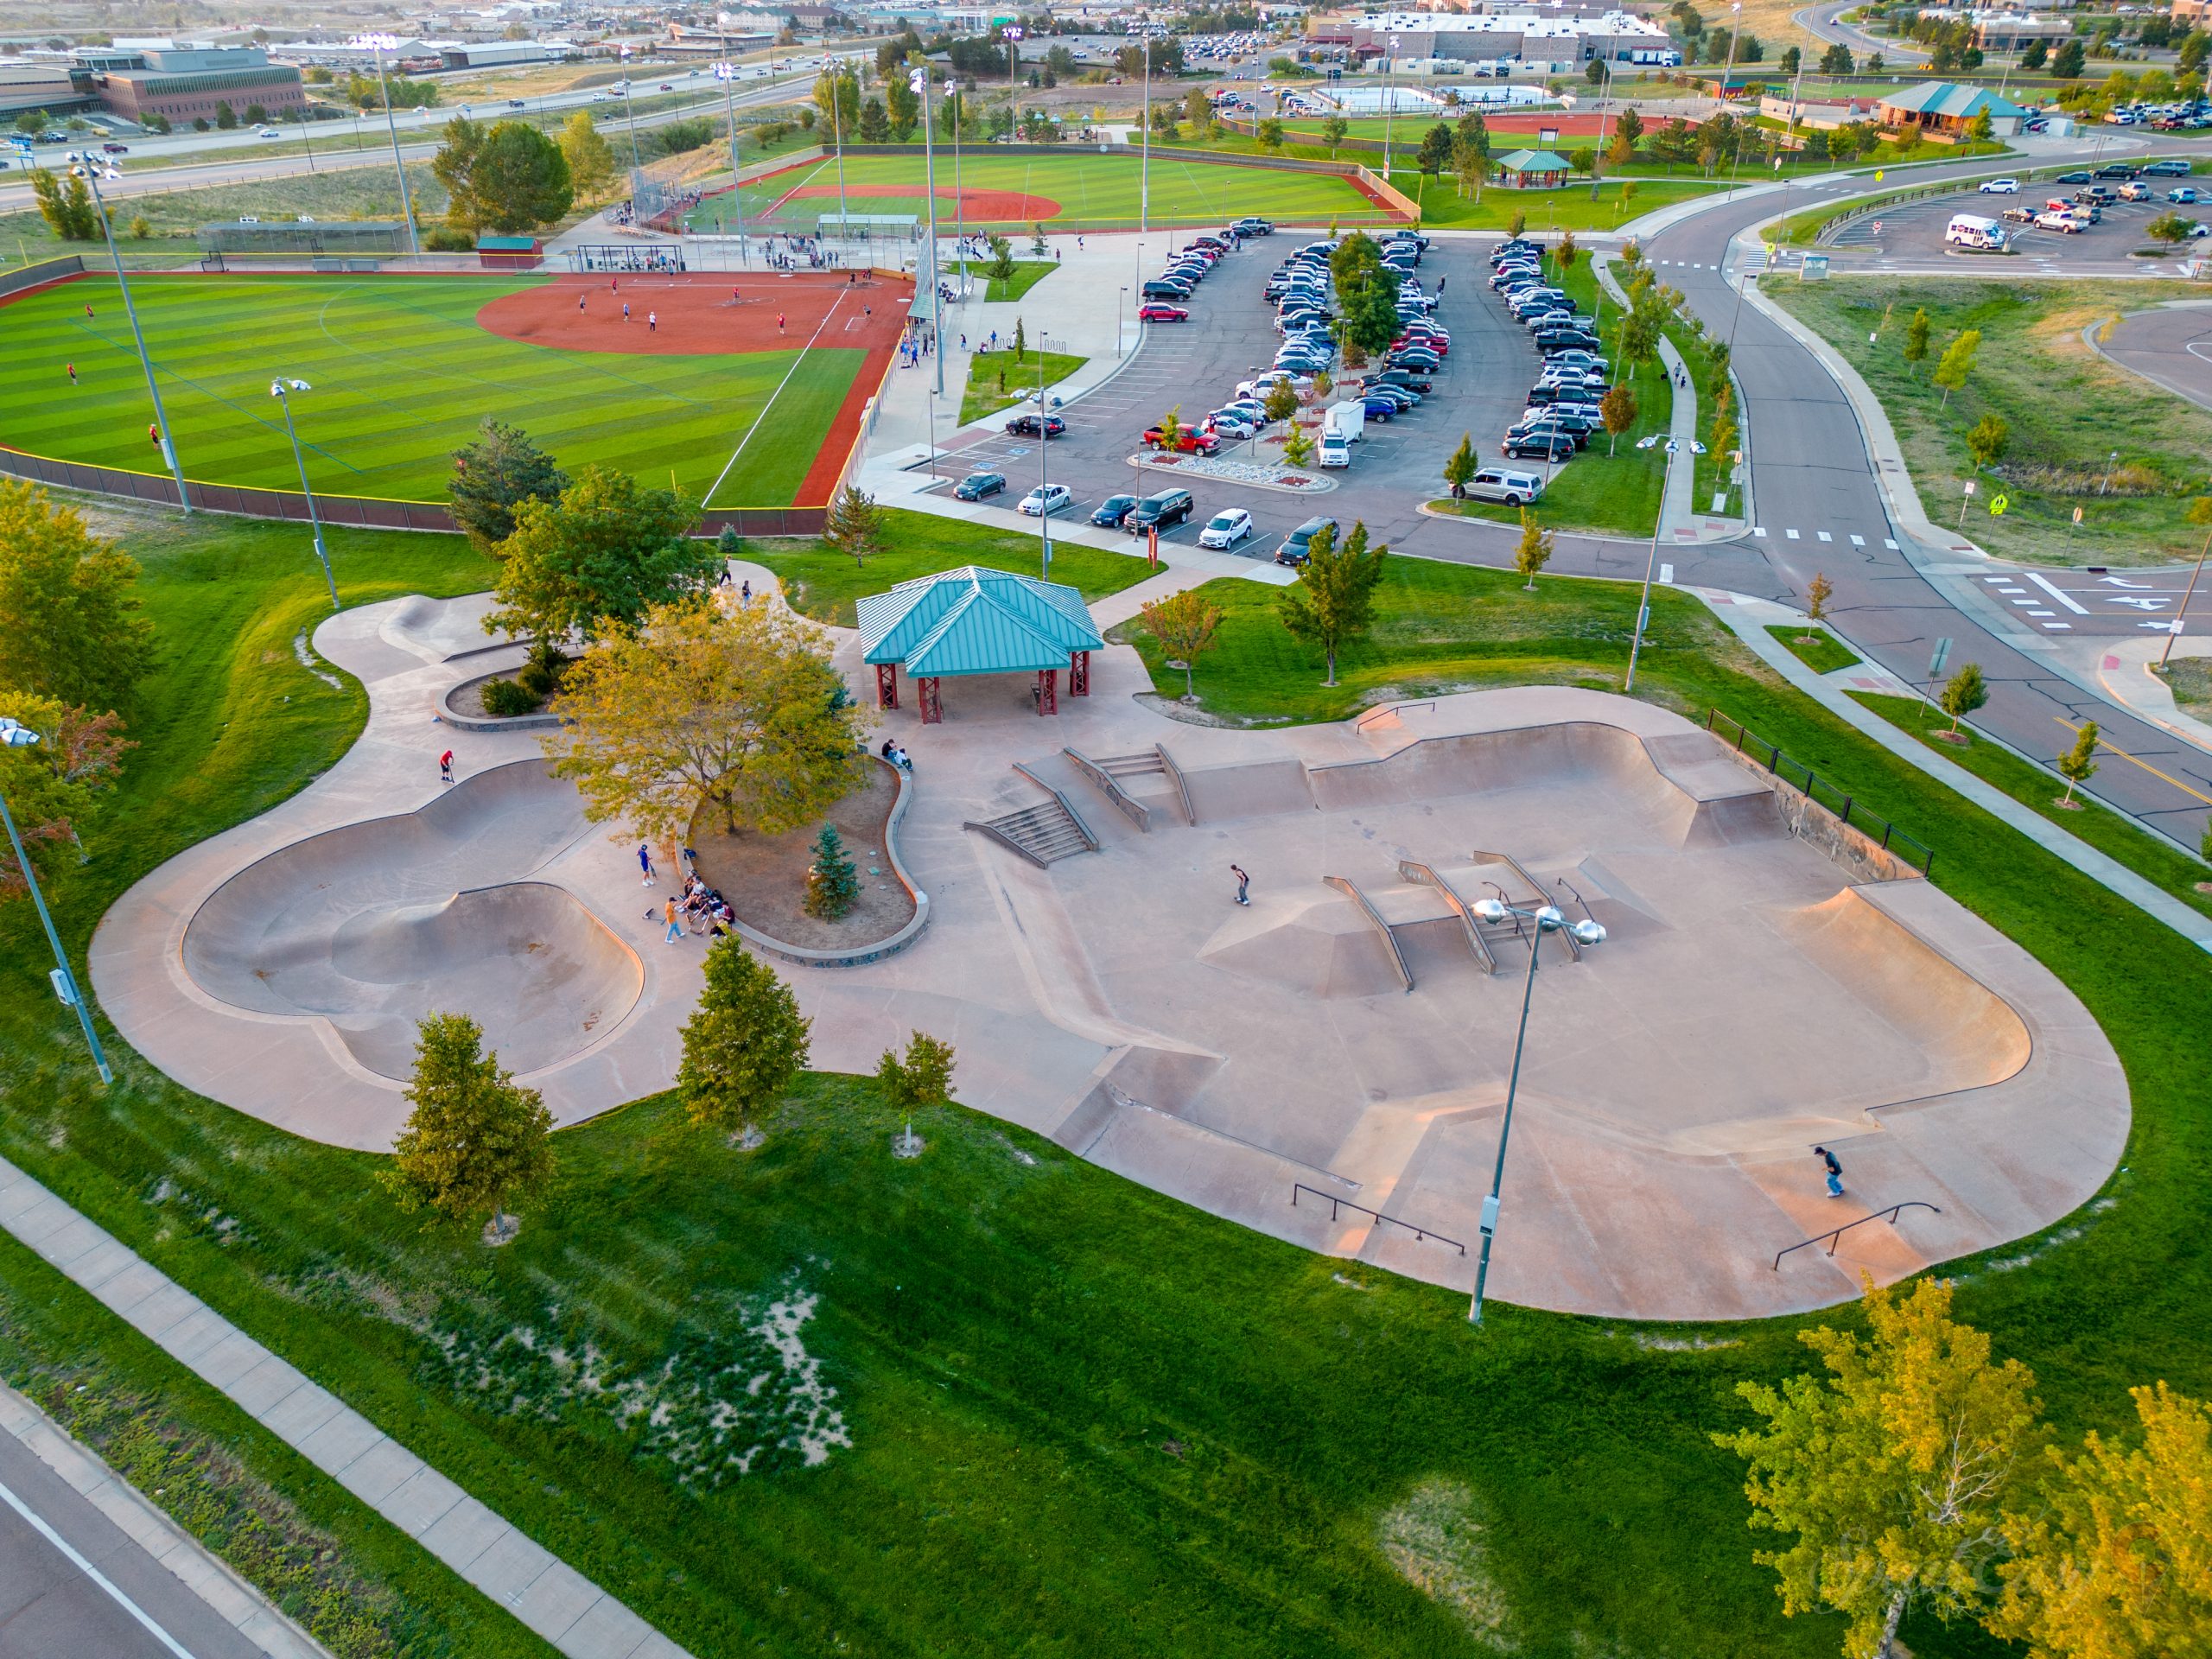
[476,235,538,250]
[857,564,1103,678]
[1878,81,2025,121]
[1496,148,1572,174]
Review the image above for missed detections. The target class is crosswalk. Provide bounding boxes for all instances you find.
[1980,573,2074,631]
[1751,526,1900,550]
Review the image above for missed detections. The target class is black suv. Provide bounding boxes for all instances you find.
[1274,516,1338,567]
[2094,162,2139,179]
[1004,413,1065,438]
[1129,488,1195,533]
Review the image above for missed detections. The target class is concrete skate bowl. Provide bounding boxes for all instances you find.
[1273,720,1779,849]
[180,760,639,1082]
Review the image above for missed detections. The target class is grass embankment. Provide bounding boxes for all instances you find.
[982,259,1058,302]
[957,344,1086,423]
[2156,654,2212,718]
[1765,623,1862,673]
[751,507,1147,625]
[1847,691,2212,917]
[11,493,2212,1656]
[0,161,448,258]
[1768,276,2212,564]
[1432,252,1672,538]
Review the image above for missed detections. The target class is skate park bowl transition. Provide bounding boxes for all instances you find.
[181,760,641,1084]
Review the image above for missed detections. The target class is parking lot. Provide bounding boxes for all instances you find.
[926,231,1540,559]
[1826,171,2212,276]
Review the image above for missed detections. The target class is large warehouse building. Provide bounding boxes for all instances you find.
[1315,10,1679,69]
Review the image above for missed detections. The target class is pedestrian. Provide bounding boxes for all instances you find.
[960,333,968,350]
[638,842,656,886]
[611,276,619,292]
[664,896,683,944]
[623,301,631,321]
[648,309,658,332]
[578,292,586,313]
[1437,276,1446,296]
[682,844,699,875]
[1230,863,1251,906]
[1815,1146,1844,1198]
[439,747,454,783]
[1077,234,1085,251]
[85,302,93,320]
[740,578,752,607]
[65,362,75,385]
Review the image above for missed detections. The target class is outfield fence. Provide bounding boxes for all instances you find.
[0,447,828,540]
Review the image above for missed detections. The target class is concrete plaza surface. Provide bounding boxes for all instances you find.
[92,586,2126,1322]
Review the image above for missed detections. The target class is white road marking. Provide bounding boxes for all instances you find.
[2027,608,2056,617]
[1752,526,1767,537]
[1982,575,2011,583]
[1884,539,1899,550]
[1817,531,1833,542]
[2010,597,2038,606]
[2044,621,2074,630]
[1785,528,1800,539]
[1849,534,1865,546]
[2025,570,2090,614]
[0,1478,197,1659]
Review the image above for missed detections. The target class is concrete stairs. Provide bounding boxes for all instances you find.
[965,798,1096,868]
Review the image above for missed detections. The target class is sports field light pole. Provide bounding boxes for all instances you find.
[1141,33,1151,235]
[1037,352,1053,577]
[0,717,112,1089]
[951,85,968,296]
[1004,26,1023,138]
[270,378,339,612]
[81,166,192,513]
[1383,34,1402,178]
[348,34,420,256]
[1624,436,1681,693]
[713,60,749,265]
[1466,896,1605,1325]
[914,66,944,398]
[618,44,644,173]
[832,69,851,252]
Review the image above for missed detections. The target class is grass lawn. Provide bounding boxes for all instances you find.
[12,493,2212,1657]
[0,275,858,510]
[957,345,1086,423]
[749,506,1149,624]
[1847,691,2212,918]
[1767,276,2212,565]
[721,149,1387,231]
[2155,654,2212,719]
[981,259,1059,302]
[1765,623,1862,673]
[1397,171,1720,232]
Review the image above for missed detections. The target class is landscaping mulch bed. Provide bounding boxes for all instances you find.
[690,760,912,951]
[448,669,543,720]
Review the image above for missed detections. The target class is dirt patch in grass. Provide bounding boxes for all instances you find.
[1376,1478,1518,1649]
[689,758,912,950]
[2155,655,2212,718]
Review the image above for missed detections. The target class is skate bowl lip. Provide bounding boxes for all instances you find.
[177,759,645,1082]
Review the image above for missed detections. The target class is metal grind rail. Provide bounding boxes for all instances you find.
[1292,1184,1466,1255]
[1773,1201,1942,1270]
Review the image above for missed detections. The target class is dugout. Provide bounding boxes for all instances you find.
[196,219,408,257]
[565,243,687,274]
[477,235,543,270]
[815,213,920,248]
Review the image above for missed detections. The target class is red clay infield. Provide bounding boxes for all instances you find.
[768,181,1062,222]
[476,270,912,506]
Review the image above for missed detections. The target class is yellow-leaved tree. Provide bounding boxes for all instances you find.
[1716,1276,2044,1659]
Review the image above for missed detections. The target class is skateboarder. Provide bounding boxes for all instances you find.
[1815,1146,1844,1198]
[439,747,454,783]
[1230,864,1250,906]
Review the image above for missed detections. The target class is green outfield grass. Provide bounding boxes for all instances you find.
[690,149,1389,232]
[0,275,861,509]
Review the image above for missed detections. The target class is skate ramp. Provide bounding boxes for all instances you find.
[1179,757,1316,823]
[1197,893,1407,999]
[181,760,636,1080]
[1773,890,2031,1094]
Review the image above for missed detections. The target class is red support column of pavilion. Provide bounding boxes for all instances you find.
[1068,649,1090,696]
[918,677,943,723]
[1035,668,1058,715]
[875,663,899,709]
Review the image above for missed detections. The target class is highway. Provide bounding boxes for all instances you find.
[1794,2,1929,64]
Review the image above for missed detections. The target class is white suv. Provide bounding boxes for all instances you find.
[1979,178,2020,194]
[1461,467,1544,506]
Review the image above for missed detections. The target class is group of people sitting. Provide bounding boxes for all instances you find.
[676,869,736,937]
[879,739,913,772]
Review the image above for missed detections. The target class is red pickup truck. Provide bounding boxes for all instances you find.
[1141,424,1221,454]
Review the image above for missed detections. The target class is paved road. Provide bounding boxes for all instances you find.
[1794,2,1929,63]
[2096,302,2212,411]
[0,1427,264,1659]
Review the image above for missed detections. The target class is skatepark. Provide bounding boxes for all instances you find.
[90,576,2129,1323]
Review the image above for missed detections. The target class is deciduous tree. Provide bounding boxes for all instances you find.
[1942,660,1988,736]
[448,418,567,556]
[557,111,617,205]
[1966,414,2010,470]
[1514,511,1554,590]
[1279,520,1386,685]
[29,168,99,240]
[1599,384,1638,456]
[1139,588,1224,701]
[434,117,575,235]
[1903,308,1932,378]
[1933,329,1981,408]
[823,484,884,568]
[876,1030,956,1113]
[486,466,710,644]
[1444,431,1478,495]
[675,935,810,1144]
[382,1013,556,1241]
[1717,1277,2044,1659]
[0,695,132,899]
[2054,721,2099,806]
[0,481,155,714]
[1321,115,1349,156]
[1802,573,1834,642]
[544,597,869,845]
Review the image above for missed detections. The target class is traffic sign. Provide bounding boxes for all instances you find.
[1962,480,1978,495]
[1989,493,2009,515]
[2073,506,2085,524]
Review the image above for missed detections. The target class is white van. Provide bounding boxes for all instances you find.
[1944,213,2009,252]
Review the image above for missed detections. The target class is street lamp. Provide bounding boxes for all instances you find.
[1624,437,1681,692]
[346,34,421,256]
[1,717,113,1088]
[617,43,644,174]
[713,60,750,264]
[913,66,944,397]
[1383,35,1402,177]
[270,379,339,611]
[79,166,193,512]
[1465,898,1605,1324]
[1003,25,1024,137]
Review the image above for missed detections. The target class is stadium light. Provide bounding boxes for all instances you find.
[269,378,340,611]
[347,34,421,256]
[711,60,750,261]
[1465,899,1605,1325]
[79,167,192,513]
[913,65,944,397]
[0,717,114,1088]
[1624,438,1681,693]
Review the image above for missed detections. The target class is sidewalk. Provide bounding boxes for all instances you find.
[1592,254,1745,545]
[0,1154,692,1659]
[2081,632,2212,755]
[1702,589,2212,951]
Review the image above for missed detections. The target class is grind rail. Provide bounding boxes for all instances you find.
[1773,1201,1942,1271]
[1292,1184,1466,1255]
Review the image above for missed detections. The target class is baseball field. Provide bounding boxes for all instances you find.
[687,149,1396,234]
[0,270,908,510]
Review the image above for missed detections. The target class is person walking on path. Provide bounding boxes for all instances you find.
[1815,1146,1844,1198]
[638,842,656,886]
[739,579,752,607]
[664,897,683,944]
[1230,864,1251,906]
[439,748,454,783]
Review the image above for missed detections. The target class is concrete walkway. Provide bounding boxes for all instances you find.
[1703,589,2212,951]
[0,1154,691,1659]
[1592,253,1745,545]
[2080,633,2212,759]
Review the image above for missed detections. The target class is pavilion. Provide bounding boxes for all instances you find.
[856,565,1105,723]
[1493,148,1572,189]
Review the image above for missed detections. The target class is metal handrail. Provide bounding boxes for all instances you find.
[1773,1201,1942,1270]
[1062,747,1151,832]
[1397,857,1499,975]
[1322,875,1414,992]
[1009,761,1100,852]
[1292,1183,1465,1255]
[1154,742,1198,827]
[1469,849,1584,960]
[1356,699,1437,731]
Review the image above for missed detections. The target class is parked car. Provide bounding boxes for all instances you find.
[1129,489,1196,533]
[954,471,1006,500]
[1459,466,1545,506]
[1139,302,1190,322]
[1208,411,1260,438]
[1507,420,1589,451]
[1142,424,1221,454]
[2055,170,2093,183]
[2036,210,2086,232]
[2095,162,2139,179]
[2000,206,2037,224]
[1141,279,1192,301]
[1090,493,1140,527]
[1978,178,2019,194]
[1232,216,1274,234]
[1536,329,1603,353]
[1018,483,1072,517]
[1005,413,1065,438]
[1502,432,1575,462]
[1274,516,1338,567]
[1361,397,1400,423]
[1198,508,1255,550]
[1368,371,1433,395]
[2169,187,2202,204]
[2145,158,2194,177]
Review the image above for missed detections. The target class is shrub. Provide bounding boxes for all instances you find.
[480,676,540,717]
[423,226,474,252]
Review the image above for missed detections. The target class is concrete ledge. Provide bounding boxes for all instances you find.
[727,758,932,969]
[437,669,564,733]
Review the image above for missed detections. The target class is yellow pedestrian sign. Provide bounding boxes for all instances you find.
[1989,493,2009,516]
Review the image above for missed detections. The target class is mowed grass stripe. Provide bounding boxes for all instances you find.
[0,276,862,508]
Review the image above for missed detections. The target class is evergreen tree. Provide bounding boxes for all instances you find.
[382,1013,556,1240]
[804,823,860,919]
[1416,122,1452,176]
[1941,661,1988,737]
[448,418,568,555]
[823,484,884,569]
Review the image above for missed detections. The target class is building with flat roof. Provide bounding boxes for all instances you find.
[0,61,99,122]
[1325,10,1675,69]
[73,43,304,124]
